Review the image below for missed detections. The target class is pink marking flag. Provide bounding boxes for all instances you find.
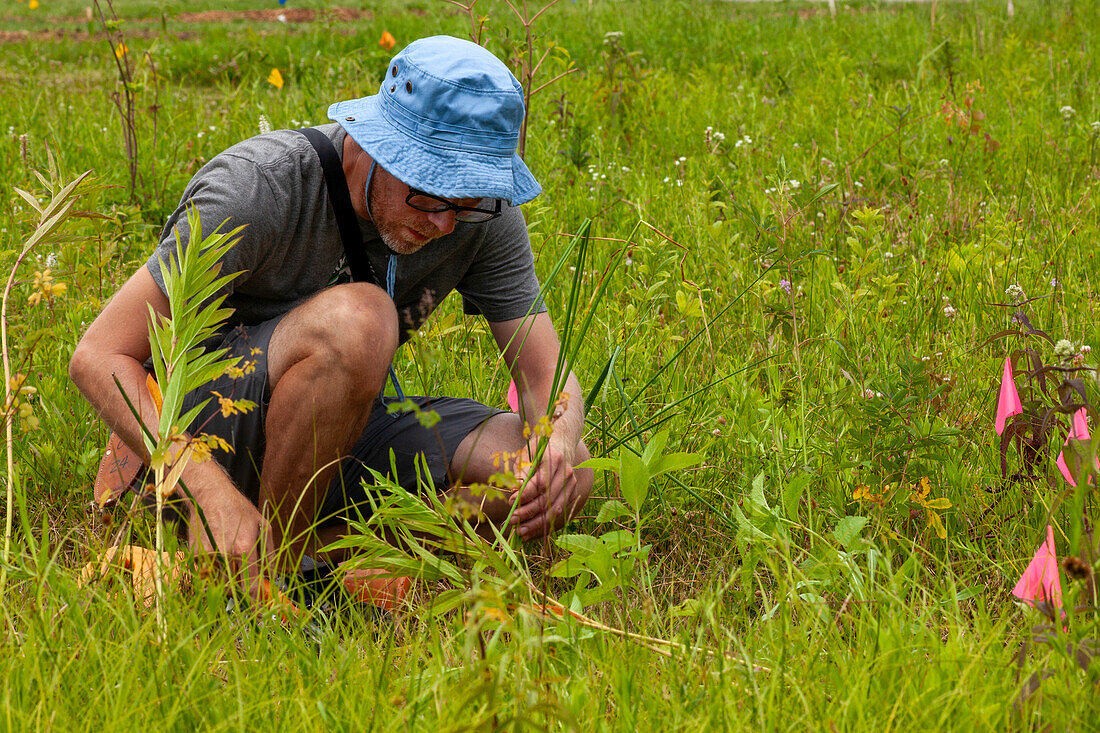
[506,379,520,412]
[1011,525,1063,611]
[995,356,1023,435]
[1055,407,1097,487]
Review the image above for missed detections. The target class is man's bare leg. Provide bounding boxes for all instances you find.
[256,282,398,568]
[312,412,593,559]
[447,412,593,536]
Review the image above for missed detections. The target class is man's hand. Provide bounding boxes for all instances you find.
[186,466,273,593]
[509,439,589,539]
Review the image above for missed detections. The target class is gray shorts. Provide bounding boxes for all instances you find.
[178,314,505,525]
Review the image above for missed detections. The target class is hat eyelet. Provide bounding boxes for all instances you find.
[405,81,413,93]
[391,65,398,77]
[390,84,396,93]
[345,116,355,122]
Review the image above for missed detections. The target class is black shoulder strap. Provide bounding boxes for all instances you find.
[296,127,379,287]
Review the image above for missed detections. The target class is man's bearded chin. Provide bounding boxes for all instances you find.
[377,220,429,256]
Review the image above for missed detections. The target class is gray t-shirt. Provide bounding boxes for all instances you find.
[148,123,545,340]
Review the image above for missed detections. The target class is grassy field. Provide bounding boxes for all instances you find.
[1,0,1099,728]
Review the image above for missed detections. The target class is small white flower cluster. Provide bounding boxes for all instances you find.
[704,126,725,143]
[289,119,312,128]
[1005,283,1026,303]
[1060,105,1076,121]
[763,180,801,195]
[1055,339,1092,365]
[586,161,631,182]
[862,389,884,399]
[603,31,624,46]
[1092,121,1100,134]
[734,135,753,148]
[1054,339,1077,359]
[943,304,957,318]
[258,114,272,135]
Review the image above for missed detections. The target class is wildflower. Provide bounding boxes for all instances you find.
[1082,345,1092,355]
[1005,283,1026,302]
[1060,105,1075,120]
[267,68,284,89]
[1050,277,1058,288]
[114,43,128,59]
[27,269,66,306]
[788,179,800,189]
[943,304,957,318]
[28,0,39,8]
[45,252,58,269]
[1092,121,1100,133]
[1053,339,1076,360]
[276,13,287,23]
[258,114,272,135]
[779,279,791,294]
[379,31,396,50]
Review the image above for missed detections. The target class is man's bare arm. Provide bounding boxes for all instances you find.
[488,312,590,537]
[70,265,268,565]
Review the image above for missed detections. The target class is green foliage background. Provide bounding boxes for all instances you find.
[1,0,1098,728]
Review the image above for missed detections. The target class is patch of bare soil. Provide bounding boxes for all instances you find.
[0,28,192,44]
[174,7,372,23]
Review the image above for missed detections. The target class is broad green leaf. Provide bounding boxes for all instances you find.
[555,533,599,556]
[595,499,631,523]
[650,451,703,477]
[577,457,619,473]
[618,450,650,513]
[833,516,868,549]
[641,429,669,467]
[599,529,635,552]
[549,557,587,578]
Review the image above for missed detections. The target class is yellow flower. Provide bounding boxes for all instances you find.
[29,0,40,9]
[379,31,396,51]
[267,68,284,89]
[114,42,128,59]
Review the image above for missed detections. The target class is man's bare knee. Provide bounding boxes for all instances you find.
[268,282,398,389]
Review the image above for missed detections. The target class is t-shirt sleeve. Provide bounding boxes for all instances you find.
[146,154,282,299]
[457,206,547,322]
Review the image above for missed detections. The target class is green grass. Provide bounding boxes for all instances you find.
[2,0,1099,728]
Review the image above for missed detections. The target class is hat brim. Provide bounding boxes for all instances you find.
[329,96,541,206]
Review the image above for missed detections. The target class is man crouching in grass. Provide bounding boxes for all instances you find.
[69,36,592,594]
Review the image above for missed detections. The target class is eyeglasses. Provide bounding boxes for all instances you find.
[405,187,502,223]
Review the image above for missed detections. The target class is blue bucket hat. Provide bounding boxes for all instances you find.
[329,35,541,206]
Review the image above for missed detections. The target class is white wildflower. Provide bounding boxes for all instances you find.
[1054,339,1076,360]
[1060,105,1076,120]
[258,114,272,135]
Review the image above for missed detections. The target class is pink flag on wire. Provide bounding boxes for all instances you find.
[995,356,1023,435]
[1055,407,1097,487]
[1011,525,1063,610]
[506,379,520,412]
